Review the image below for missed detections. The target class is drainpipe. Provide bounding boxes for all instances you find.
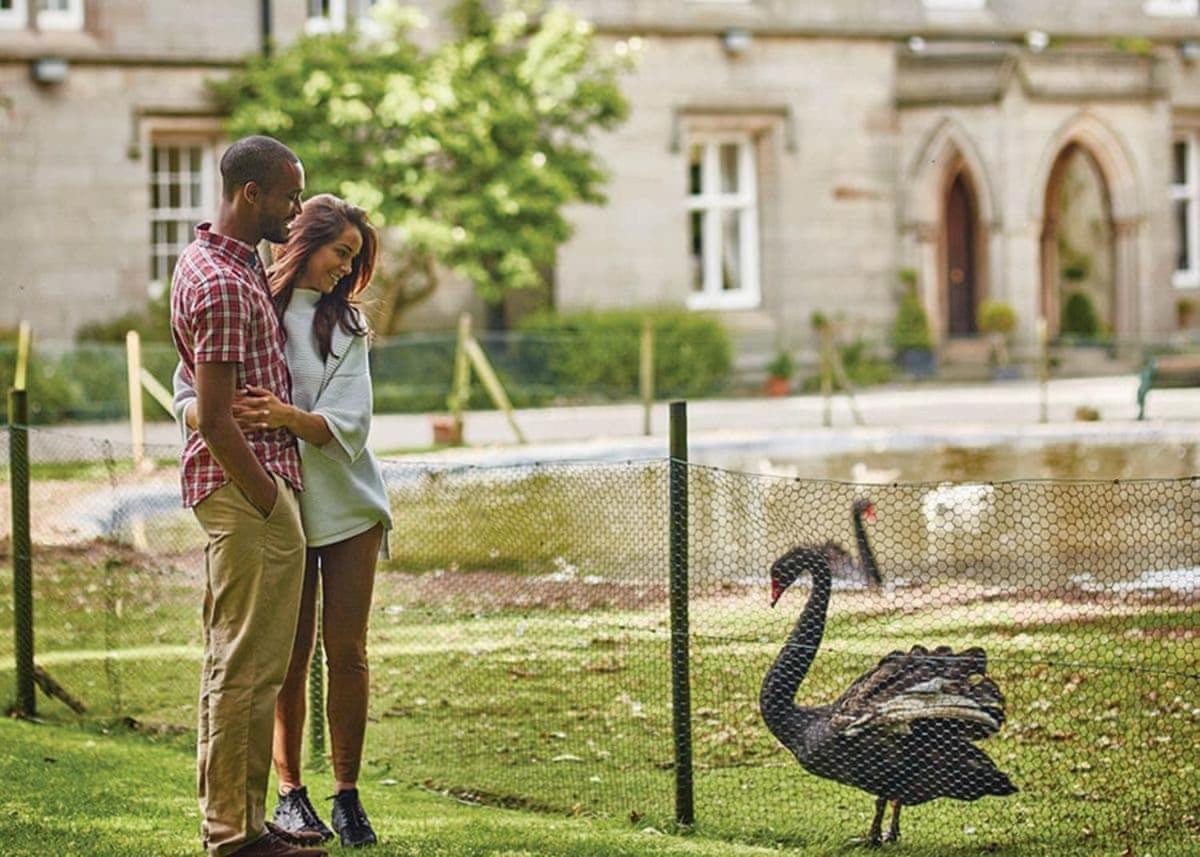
[260,0,273,57]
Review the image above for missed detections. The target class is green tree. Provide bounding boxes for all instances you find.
[211,0,632,333]
[890,286,934,353]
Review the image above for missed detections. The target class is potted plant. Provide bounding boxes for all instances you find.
[764,349,794,396]
[890,272,936,378]
[977,299,1018,380]
[1177,297,1196,330]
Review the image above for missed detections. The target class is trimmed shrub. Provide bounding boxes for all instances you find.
[890,289,934,353]
[1061,291,1101,339]
[75,292,173,344]
[516,308,732,400]
[977,300,1017,337]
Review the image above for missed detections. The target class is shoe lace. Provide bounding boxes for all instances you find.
[336,792,370,830]
[292,790,325,829]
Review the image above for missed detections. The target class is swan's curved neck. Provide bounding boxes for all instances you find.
[760,559,831,738]
[854,510,880,586]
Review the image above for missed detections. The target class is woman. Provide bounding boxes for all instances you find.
[176,193,391,848]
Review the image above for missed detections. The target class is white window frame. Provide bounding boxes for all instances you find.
[0,0,27,29]
[1172,132,1200,289]
[686,134,761,311]
[923,0,986,9]
[305,0,380,34]
[305,0,346,34]
[149,140,219,288]
[1144,0,1198,17]
[36,0,83,31]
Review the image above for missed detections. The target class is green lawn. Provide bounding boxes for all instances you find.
[3,545,1197,856]
[0,718,796,857]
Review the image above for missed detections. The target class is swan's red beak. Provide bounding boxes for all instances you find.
[770,578,783,607]
[864,504,876,524]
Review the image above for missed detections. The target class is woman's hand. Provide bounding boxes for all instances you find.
[233,385,292,432]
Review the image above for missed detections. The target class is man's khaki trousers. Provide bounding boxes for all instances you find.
[193,473,305,856]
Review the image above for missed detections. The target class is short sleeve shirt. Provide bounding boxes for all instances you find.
[170,223,302,507]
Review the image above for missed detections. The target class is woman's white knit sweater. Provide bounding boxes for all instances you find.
[283,289,392,548]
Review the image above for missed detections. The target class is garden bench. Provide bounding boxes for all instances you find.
[1136,353,1200,419]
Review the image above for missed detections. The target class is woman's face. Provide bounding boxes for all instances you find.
[299,222,363,293]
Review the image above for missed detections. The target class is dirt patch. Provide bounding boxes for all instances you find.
[378,569,668,612]
[373,570,1197,620]
[0,537,201,573]
[1132,627,1200,640]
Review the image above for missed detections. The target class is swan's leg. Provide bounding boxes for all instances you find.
[883,801,902,843]
[865,797,886,847]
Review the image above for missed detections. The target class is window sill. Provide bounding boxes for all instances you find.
[305,16,345,35]
[687,291,761,311]
[1173,271,1200,289]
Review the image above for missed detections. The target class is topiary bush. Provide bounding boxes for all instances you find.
[1061,291,1100,339]
[977,300,1017,337]
[890,288,934,354]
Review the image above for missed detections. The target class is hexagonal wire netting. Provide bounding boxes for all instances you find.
[1,425,1196,853]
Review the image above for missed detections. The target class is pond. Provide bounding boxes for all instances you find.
[709,438,1200,483]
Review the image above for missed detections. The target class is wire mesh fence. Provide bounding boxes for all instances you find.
[0,324,720,424]
[9,329,1200,426]
[2,425,1198,853]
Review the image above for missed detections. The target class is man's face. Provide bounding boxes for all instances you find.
[256,160,305,244]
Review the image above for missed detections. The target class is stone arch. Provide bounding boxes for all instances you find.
[1032,112,1142,336]
[904,117,999,340]
[906,116,1000,229]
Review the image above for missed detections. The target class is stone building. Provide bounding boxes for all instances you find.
[4,0,1200,363]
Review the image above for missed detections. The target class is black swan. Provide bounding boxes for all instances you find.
[826,498,882,589]
[761,545,1016,846]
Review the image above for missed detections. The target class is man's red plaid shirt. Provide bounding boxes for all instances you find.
[171,223,302,508]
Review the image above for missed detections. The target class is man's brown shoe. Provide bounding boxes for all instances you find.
[266,822,328,848]
[228,829,329,856]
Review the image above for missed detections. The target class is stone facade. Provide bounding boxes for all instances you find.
[4,1,1200,355]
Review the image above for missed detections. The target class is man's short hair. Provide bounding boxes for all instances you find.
[219,135,299,199]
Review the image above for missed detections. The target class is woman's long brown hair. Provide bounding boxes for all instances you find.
[268,193,377,360]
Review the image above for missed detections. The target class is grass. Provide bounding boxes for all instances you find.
[0,718,796,857]
[2,547,1197,856]
[0,457,179,483]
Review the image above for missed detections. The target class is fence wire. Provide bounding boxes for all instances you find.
[1,427,1198,854]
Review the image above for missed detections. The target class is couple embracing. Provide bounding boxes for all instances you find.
[170,135,391,856]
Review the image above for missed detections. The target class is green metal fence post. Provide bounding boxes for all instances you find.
[308,579,326,768]
[668,400,694,826]
[9,387,35,717]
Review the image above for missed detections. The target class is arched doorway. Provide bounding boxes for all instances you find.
[905,118,998,346]
[944,171,980,336]
[1039,144,1117,338]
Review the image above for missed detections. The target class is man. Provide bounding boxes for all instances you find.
[171,135,327,857]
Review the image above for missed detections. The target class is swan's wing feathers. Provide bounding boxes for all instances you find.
[830,644,1007,739]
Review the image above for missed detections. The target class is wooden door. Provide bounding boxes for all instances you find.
[946,173,978,336]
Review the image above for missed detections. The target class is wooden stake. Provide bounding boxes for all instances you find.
[464,337,527,444]
[126,330,145,469]
[640,317,654,436]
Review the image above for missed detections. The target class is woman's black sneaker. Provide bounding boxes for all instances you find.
[272,786,335,843]
[331,788,378,848]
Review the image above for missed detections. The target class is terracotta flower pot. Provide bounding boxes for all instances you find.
[430,415,463,446]
[765,376,791,397]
